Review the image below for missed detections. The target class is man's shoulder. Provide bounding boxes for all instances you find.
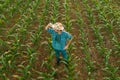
[63,31,68,34]
[62,31,70,35]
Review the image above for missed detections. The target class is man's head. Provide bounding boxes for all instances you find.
[52,22,64,34]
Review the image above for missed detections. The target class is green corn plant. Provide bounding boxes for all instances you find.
[40,60,57,80]
[112,34,120,55]
[8,0,41,43]
[63,0,72,31]
[82,0,104,47]
[118,19,120,37]
[40,0,50,25]
[46,37,54,66]
[80,1,91,55]
[1,0,13,23]
[12,74,25,80]
[76,3,96,79]
[34,69,56,80]
[37,24,43,35]
[83,0,103,45]
[7,1,20,19]
[50,0,59,23]
[23,65,31,79]
[62,54,78,80]
[1,54,9,72]
[67,39,75,55]
[7,14,28,36]
[17,65,31,80]
[20,0,41,41]
[7,24,18,35]
[26,46,37,68]
[19,0,34,15]
[1,51,18,72]
[29,0,41,11]
[84,0,112,58]
[104,49,112,67]
[79,27,95,79]
[30,20,42,47]
[8,53,20,70]
[40,37,56,79]
[102,64,120,80]
[16,1,43,78]
[18,17,29,38]
[4,33,21,70]
[83,2,105,56]
[91,25,106,56]
[95,0,119,53]
[77,27,88,53]
[28,0,41,20]
[40,60,56,79]
[0,14,6,26]
[0,73,9,80]
[92,1,120,79]
[85,0,108,64]
[85,4,95,25]
[43,0,50,16]
[17,47,36,79]
[30,24,42,48]
[2,0,31,24]
[84,58,96,79]
[100,0,120,55]
[9,33,20,53]
[35,0,50,27]
[0,39,8,53]
[17,36,38,79]
[96,0,114,35]
[30,32,41,46]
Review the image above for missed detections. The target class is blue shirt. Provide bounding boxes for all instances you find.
[47,28,72,50]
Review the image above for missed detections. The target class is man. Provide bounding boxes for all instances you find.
[45,22,73,65]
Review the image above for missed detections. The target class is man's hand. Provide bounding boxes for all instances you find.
[45,23,53,30]
[64,45,68,50]
[48,23,53,27]
[64,37,73,50]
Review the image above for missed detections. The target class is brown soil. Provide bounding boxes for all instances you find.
[0,0,120,80]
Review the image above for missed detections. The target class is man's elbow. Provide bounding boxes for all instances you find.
[68,38,73,42]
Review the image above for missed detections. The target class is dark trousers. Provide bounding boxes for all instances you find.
[54,49,68,62]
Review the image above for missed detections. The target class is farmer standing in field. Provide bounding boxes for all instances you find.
[45,22,73,65]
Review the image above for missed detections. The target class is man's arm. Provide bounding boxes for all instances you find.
[45,23,53,30]
[64,37,73,50]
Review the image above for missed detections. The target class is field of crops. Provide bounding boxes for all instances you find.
[0,0,120,80]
